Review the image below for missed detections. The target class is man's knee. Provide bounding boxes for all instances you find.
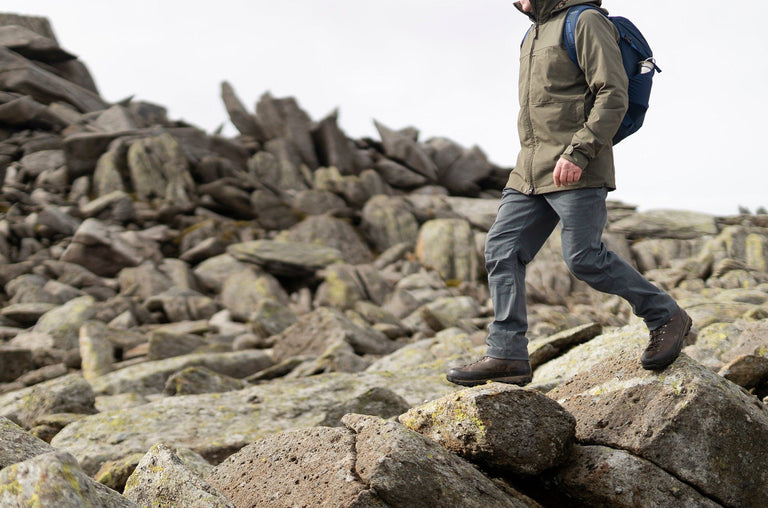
[564,247,603,278]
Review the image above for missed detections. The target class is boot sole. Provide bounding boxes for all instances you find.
[641,314,693,371]
[446,374,532,387]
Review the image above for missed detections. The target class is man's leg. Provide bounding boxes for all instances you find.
[546,188,691,369]
[447,188,558,386]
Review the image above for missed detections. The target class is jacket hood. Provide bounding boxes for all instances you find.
[515,0,603,23]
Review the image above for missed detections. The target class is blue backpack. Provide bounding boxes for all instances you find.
[564,6,661,145]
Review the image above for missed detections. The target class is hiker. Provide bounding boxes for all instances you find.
[447,0,691,386]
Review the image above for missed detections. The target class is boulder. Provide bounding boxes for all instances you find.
[0,373,97,428]
[0,348,34,382]
[126,132,195,207]
[164,366,248,396]
[123,443,234,508]
[255,92,318,169]
[527,322,603,369]
[374,120,438,181]
[311,109,356,175]
[227,239,343,278]
[60,219,149,277]
[342,414,528,507]
[550,349,768,507]
[608,209,718,240]
[220,81,263,139]
[415,219,479,283]
[400,384,575,475]
[276,214,373,265]
[0,451,136,507]
[219,268,289,321]
[360,195,419,252]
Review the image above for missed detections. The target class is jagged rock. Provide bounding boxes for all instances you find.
[286,340,371,377]
[0,373,96,429]
[400,384,575,475]
[272,307,398,362]
[220,81,263,139]
[321,387,411,427]
[0,47,107,112]
[94,452,145,493]
[384,270,452,319]
[528,322,603,369]
[88,350,272,396]
[291,188,349,216]
[543,445,721,507]
[248,298,297,337]
[164,366,247,396]
[0,94,73,130]
[0,451,137,507]
[248,147,308,194]
[30,295,97,351]
[147,330,208,361]
[361,195,419,253]
[256,92,318,169]
[192,253,251,293]
[438,145,493,196]
[374,120,438,181]
[60,219,153,277]
[276,214,373,265]
[718,353,768,389]
[311,109,356,175]
[227,239,343,278]
[415,218,479,283]
[123,443,234,508]
[684,319,768,370]
[145,287,219,323]
[444,196,500,231]
[550,349,768,507]
[374,157,430,188]
[342,414,528,507]
[0,416,54,468]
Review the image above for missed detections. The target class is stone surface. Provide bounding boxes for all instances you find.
[400,384,575,475]
[0,416,54,469]
[415,218,479,282]
[0,373,97,429]
[123,443,234,508]
[550,349,768,507]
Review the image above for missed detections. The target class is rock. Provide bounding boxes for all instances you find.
[544,445,721,507]
[0,47,107,112]
[0,451,137,507]
[276,215,373,265]
[374,157,430,188]
[79,321,115,380]
[360,195,419,252]
[248,298,297,338]
[291,188,348,216]
[550,349,768,507]
[311,109,356,175]
[127,132,195,207]
[445,196,500,231]
[418,295,482,332]
[145,287,219,323]
[342,414,527,507]
[718,354,768,389]
[60,219,148,277]
[384,270,452,319]
[147,330,209,361]
[320,387,411,427]
[88,350,273,396]
[415,219,479,283]
[248,146,308,193]
[0,416,54,469]
[684,318,768,370]
[400,384,575,475]
[31,295,97,351]
[193,254,251,293]
[0,373,97,428]
[206,427,380,507]
[124,443,234,508]
[0,348,34,382]
[256,92,318,169]
[227,239,343,278]
[219,268,289,321]
[527,323,603,369]
[220,81,263,139]
[272,307,398,362]
[374,120,438,181]
[609,209,718,240]
[164,366,248,396]
[94,452,145,493]
[438,145,493,196]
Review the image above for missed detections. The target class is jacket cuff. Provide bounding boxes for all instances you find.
[561,145,589,170]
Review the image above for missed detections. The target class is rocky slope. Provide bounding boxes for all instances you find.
[1,12,768,508]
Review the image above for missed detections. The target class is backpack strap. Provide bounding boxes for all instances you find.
[563,5,603,67]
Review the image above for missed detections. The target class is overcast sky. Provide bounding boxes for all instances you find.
[5,1,767,215]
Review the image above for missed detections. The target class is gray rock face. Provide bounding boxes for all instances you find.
[124,443,233,508]
[227,239,343,278]
[415,218,480,283]
[401,384,575,475]
[0,416,54,468]
[0,373,96,429]
[550,350,768,507]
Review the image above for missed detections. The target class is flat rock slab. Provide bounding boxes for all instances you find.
[549,349,768,508]
[400,384,575,475]
[227,240,343,277]
[528,322,603,369]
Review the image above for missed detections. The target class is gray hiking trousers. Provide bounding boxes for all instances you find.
[484,187,677,360]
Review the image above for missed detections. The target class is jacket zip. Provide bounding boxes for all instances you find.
[524,22,539,195]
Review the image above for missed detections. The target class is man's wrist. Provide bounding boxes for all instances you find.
[561,145,589,170]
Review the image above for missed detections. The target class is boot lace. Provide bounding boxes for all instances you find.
[646,325,668,352]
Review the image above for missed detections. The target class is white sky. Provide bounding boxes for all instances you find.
[4,1,767,215]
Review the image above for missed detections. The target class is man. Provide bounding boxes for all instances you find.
[447,0,691,386]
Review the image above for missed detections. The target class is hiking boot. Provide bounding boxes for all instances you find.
[446,357,532,387]
[641,307,692,370]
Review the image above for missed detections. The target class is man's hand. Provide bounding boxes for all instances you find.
[553,157,583,187]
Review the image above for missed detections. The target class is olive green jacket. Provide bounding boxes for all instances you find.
[507,0,628,194]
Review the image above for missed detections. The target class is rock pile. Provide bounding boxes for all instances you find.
[1,12,768,508]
